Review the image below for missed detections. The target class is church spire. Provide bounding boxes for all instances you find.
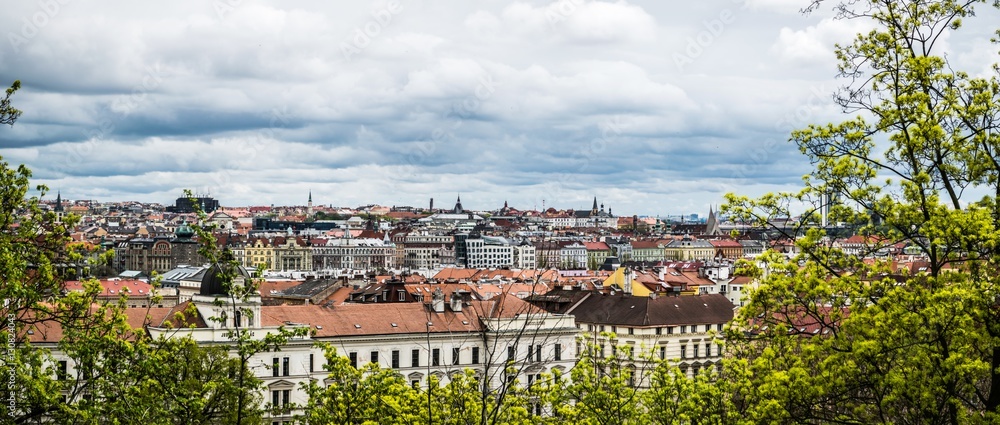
[54,191,63,212]
[453,194,464,214]
[591,196,598,215]
[705,205,721,236]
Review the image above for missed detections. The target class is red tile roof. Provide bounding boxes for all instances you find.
[260,303,482,337]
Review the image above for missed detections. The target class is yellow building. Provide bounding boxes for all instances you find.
[244,237,274,271]
[663,235,715,261]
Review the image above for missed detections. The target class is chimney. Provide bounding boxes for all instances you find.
[431,287,445,313]
[624,267,633,295]
[449,292,462,312]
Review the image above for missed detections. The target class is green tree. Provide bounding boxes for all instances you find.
[724,0,1000,423]
[564,334,644,425]
[299,344,420,424]
[1,80,21,125]
[0,139,297,422]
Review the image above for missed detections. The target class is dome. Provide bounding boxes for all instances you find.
[199,261,252,296]
[175,220,195,239]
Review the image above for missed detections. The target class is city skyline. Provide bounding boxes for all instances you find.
[3,1,998,215]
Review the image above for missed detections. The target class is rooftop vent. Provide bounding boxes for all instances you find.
[354,324,361,329]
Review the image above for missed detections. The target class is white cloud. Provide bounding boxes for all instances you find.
[771,17,870,65]
[1,0,995,215]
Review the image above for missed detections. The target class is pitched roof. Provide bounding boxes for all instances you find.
[566,293,734,327]
[260,303,482,337]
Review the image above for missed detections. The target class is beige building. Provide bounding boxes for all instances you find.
[664,235,715,261]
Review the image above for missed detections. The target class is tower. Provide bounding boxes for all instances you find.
[453,195,464,214]
[54,191,64,223]
[307,190,313,216]
[705,205,721,236]
[591,196,598,216]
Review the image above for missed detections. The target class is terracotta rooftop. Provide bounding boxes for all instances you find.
[260,303,483,337]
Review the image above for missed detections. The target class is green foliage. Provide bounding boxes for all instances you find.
[299,344,419,424]
[566,337,644,424]
[723,0,1000,423]
[0,80,21,126]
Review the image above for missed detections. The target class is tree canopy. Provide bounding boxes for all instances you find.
[724,0,1000,423]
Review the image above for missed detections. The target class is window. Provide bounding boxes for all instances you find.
[628,327,634,335]
[234,309,242,327]
[717,323,724,332]
[655,327,662,335]
[693,345,699,358]
[432,349,440,366]
[599,343,606,358]
[309,354,314,372]
[392,350,400,369]
[398,291,406,301]
[349,352,358,368]
[371,351,379,365]
[507,345,515,362]
[554,344,562,361]
[706,343,712,357]
[272,357,280,377]
[611,326,617,334]
[452,347,460,365]
[472,347,481,364]
[680,325,686,333]
[659,345,666,360]
[57,360,68,380]
[412,349,420,367]
[527,345,534,362]
[681,345,687,359]
[282,357,290,376]
[272,390,290,408]
[535,344,542,362]
[668,327,674,334]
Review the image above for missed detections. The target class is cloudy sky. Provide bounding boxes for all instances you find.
[1,0,997,215]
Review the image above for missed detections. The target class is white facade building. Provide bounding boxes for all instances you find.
[465,236,515,269]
